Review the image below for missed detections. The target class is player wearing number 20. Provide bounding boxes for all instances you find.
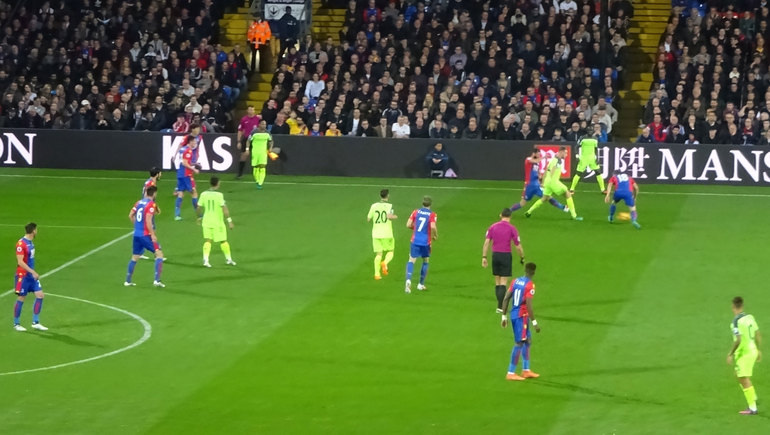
[367,189,397,280]
[125,186,166,287]
[405,196,437,294]
[605,170,641,229]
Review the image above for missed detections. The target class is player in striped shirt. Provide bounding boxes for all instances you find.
[605,170,641,229]
[501,262,540,381]
[405,196,437,293]
[367,189,398,280]
[13,223,47,332]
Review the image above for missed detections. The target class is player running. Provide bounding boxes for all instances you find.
[727,297,762,415]
[197,177,236,267]
[367,189,397,280]
[172,124,202,196]
[13,223,47,332]
[405,196,437,293]
[125,186,166,287]
[501,262,540,381]
[510,149,568,214]
[174,134,201,220]
[605,170,641,229]
[482,208,525,313]
[249,120,274,189]
[569,136,606,194]
[525,147,583,221]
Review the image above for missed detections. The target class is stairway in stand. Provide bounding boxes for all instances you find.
[613,0,670,142]
[219,1,272,112]
[312,4,345,44]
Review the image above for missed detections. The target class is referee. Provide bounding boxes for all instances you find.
[482,208,525,313]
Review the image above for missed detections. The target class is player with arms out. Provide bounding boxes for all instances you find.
[125,186,166,287]
[605,170,641,229]
[727,296,762,415]
[525,147,583,221]
[367,189,397,280]
[482,208,525,313]
[197,177,236,267]
[174,135,200,220]
[405,196,437,293]
[510,149,568,214]
[13,223,47,332]
[249,120,274,189]
[569,136,606,194]
[501,262,540,380]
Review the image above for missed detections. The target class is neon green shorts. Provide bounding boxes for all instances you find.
[735,352,758,377]
[373,237,394,253]
[543,181,568,197]
[203,225,228,243]
[251,150,268,166]
[576,156,600,172]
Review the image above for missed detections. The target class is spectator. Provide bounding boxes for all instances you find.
[430,120,449,139]
[173,114,190,133]
[325,122,342,136]
[375,117,391,138]
[636,126,655,143]
[277,6,300,58]
[271,113,290,135]
[647,114,667,143]
[358,119,376,137]
[392,116,410,138]
[426,143,449,177]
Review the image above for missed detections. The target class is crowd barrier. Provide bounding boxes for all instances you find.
[2,129,770,186]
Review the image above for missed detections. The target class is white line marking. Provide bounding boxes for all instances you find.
[1,173,768,197]
[0,224,128,230]
[0,293,152,376]
[0,232,132,298]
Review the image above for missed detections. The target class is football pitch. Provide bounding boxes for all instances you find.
[1,168,769,434]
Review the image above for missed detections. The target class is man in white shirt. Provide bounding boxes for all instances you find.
[392,116,411,138]
[559,0,577,14]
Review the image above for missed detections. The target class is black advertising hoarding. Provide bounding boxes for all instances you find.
[0,129,237,172]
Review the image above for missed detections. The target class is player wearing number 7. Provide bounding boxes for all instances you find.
[367,189,398,280]
[727,296,762,415]
[605,170,641,229]
[405,196,437,294]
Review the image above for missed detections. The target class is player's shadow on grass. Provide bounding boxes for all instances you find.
[56,318,135,329]
[542,298,628,309]
[159,287,233,300]
[30,331,104,348]
[537,314,626,327]
[547,364,685,379]
[533,379,667,406]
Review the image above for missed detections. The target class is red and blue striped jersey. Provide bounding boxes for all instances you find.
[132,198,157,236]
[410,208,437,246]
[15,237,35,275]
[509,276,535,318]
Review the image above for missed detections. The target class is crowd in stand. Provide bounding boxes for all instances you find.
[0,0,245,133]
[640,0,770,145]
[261,0,633,142]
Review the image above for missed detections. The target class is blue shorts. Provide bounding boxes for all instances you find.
[410,243,431,258]
[176,176,194,192]
[132,235,160,255]
[523,184,543,201]
[511,315,531,343]
[14,274,42,296]
[613,191,635,207]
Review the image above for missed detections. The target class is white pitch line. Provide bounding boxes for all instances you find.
[0,293,152,376]
[1,173,769,198]
[0,224,128,230]
[0,232,132,298]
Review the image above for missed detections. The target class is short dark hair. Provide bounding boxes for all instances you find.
[145,185,158,197]
[525,262,537,275]
[149,167,160,177]
[501,208,512,217]
[422,195,432,207]
[210,176,220,187]
[380,189,389,199]
[189,123,200,131]
[733,296,744,309]
[25,222,37,234]
[560,146,568,152]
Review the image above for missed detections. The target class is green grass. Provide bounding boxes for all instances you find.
[0,169,769,434]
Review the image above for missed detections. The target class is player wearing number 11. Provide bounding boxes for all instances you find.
[367,189,397,280]
[405,196,437,293]
[197,177,236,268]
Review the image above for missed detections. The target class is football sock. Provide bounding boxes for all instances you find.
[192,197,199,210]
[522,342,531,370]
[257,168,266,185]
[526,199,544,214]
[252,167,259,183]
[32,298,42,323]
[175,197,182,216]
[509,203,522,211]
[221,242,232,261]
[203,241,212,262]
[419,262,429,285]
[744,386,758,411]
[631,210,638,222]
[509,345,522,373]
[406,262,414,280]
[13,301,22,325]
[238,161,245,177]
[609,203,617,219]
[566,197,577,218]
[374,253,382,276]
[383,251,394,266]
[154,258,163,281]
[126,259,137,282]
[548,198,565,210]
[495,285,506,309]
[597,175,606,192]
[570,174,581,191]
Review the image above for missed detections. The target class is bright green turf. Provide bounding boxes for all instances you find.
[1,169,769,434]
